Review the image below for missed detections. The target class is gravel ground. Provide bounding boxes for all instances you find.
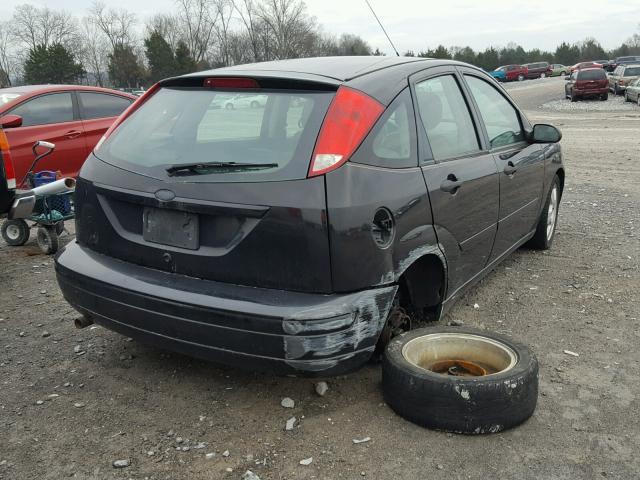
[1,80,639,480]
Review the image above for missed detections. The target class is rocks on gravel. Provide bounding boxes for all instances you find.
[314,381,329,396]
[352,437,371,444]
[242,470,261,480]
[285,417,296,431]
[222,450,230,457]
[112,459,130,468]
[281,397,295,408]
[563,350,579,357]
[299,457,313,466]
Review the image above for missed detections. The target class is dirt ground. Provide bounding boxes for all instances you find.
[1,76,639,480]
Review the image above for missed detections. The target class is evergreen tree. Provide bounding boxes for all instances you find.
[174,41,197,75]
[145,30,177,83]
[23,43,84,84]
[108,44,146,88]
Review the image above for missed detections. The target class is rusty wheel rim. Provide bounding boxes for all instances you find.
[402,332,517,377]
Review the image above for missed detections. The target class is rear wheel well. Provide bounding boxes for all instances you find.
[398,254,445,321]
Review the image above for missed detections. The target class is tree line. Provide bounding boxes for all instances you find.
[0,1,638,89]
[403,33,640,71]
[0,0,377,88]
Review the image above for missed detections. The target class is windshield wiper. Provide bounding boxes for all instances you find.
[166,161,278,177]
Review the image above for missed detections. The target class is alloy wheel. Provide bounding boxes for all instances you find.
[546,185,558,241]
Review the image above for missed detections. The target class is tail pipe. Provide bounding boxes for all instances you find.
[74,316,94,329]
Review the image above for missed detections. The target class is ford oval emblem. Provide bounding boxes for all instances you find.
[155,189,175,202]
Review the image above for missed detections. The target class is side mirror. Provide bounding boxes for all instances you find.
[0,114,22,129]
[531,124,562,144]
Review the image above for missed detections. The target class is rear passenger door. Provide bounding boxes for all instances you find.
[78,91,133,157]
[461,69,545,261]
[412,68,499,296]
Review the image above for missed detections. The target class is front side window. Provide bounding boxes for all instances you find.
[465,76,525,149]
[415,75,480,161]
[79,92,133,120]
[10,93,74,127]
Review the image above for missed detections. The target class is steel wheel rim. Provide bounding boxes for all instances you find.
[546,186,558,241]
[401,333,517,377]
[6,224,21,240]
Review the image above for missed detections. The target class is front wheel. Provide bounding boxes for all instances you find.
[36,226,59,255]
[527,175,561,250]
[540,72,546,78]
[517,74,525,81]
[1,219,30,246]
[624,91,630,102]
[560,71,566,76]
[570,90,578,102]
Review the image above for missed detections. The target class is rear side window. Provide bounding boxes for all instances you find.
[352,88,416,169]
[10,93,74,127]
[415,75,480,161]
[623,67,640,77]
[578,70,606,80]
[79,92,132,120]
[97,87,334,182]
[465,76,525,149]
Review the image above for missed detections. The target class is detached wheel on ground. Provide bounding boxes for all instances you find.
[527,174,561,249]
[1,219,30,246]
[382,327,538,434]
[36,226,59,254]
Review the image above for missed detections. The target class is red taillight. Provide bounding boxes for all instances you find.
[204,77,260,89]
[308,86,384,177]
[94,83,161,152]
[619,79,626,86]
[0,129,16,189]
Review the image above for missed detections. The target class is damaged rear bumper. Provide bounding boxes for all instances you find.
[55,243,397,375]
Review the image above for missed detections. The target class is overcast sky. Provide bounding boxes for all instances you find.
[1,0,639,54]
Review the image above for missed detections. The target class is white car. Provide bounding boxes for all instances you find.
[223,94,268,109]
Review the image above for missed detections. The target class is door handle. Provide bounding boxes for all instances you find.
[440,174,462,194]
[504,161,517,175]
[65,130,82,139]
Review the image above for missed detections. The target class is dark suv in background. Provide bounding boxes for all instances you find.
[523,61,552,78]
[55,57,564,375]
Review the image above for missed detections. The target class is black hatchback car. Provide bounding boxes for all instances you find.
[55,57,564,375]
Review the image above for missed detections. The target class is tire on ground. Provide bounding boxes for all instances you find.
[1,219,30,246]
[382,326,538,434]
[36,226,59,254]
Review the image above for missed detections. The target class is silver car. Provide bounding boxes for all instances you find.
[609,64,640,95]
[624,78,640,106]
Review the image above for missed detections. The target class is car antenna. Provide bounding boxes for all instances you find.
[364,0,400,57]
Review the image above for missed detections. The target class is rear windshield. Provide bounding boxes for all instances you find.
[578,70,606,80]
[96,87,334,182]
[0,92,21,105]
[624,67,640,76]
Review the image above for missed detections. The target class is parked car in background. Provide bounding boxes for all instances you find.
[0,85,135,186]
[550,64,568,76]
[54,56,565,375]
[490,64,528,82]
[609,64,640,95]
[624,78,640,106]
[223,93,268,109]
[565,68,609,102]
[594,60,612,71]
[610,56,640,71]
[0,123,16,215]
[523,61,552,78]
[570,62,603,73]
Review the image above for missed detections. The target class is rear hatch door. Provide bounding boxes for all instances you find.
[79,76,338,293]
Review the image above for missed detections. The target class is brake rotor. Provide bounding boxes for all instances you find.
[429,359,487,377]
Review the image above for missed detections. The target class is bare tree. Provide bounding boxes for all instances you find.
[175,0,219,64]
[89,1,137,50]
[77,17,110,86]
[257,0,317,60]
[12,4,78,51]
[233,0,263,62]
[146,14,182,52]
[212,0,235,66]
[0,22,18,86]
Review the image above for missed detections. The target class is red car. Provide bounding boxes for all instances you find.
[569,62,603,74]
[565,68,609,102]
[0,85,135,187]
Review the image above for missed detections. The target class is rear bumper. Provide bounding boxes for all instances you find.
[55,243,397,375]
[575,87,608,95]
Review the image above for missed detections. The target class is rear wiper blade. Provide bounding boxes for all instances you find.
[166,161,278,176]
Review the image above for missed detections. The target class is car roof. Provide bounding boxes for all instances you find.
[190,56,434,82]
